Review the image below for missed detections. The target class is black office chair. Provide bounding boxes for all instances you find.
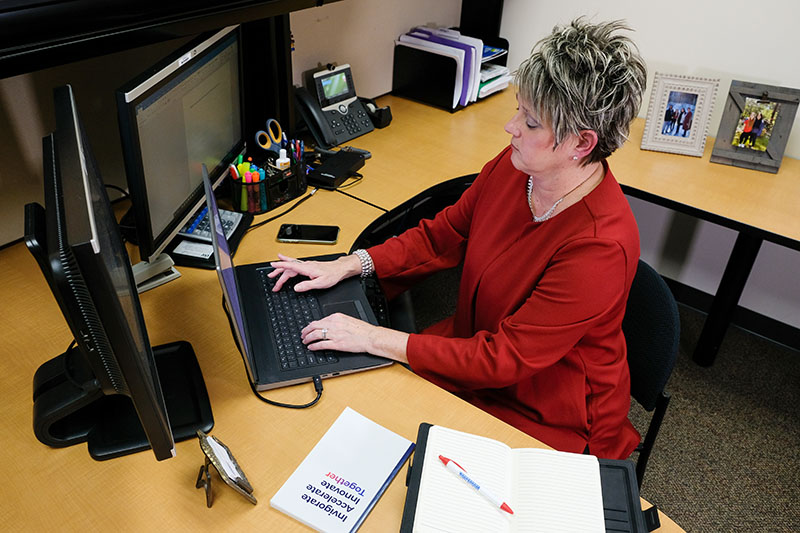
[351,174,476,334]
[623,259,680,488]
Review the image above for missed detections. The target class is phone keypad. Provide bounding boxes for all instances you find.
[326,101,374,145]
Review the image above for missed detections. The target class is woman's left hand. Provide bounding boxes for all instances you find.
[300,313,410,364]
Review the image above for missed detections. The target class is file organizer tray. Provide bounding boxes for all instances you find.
[392,37,509,112]
[392,44,464,112]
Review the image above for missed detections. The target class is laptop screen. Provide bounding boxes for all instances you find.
[202,165,251,364]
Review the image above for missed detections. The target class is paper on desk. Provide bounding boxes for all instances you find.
[173,240,213,259]
[480,64,509,83]
[479,74,512,99]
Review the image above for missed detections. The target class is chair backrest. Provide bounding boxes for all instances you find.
[623,260,680,411]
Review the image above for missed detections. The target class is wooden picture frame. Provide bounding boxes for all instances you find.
[709,80,800,173]
[641,73,719,157]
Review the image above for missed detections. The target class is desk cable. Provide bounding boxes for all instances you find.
[249,375,324,409]
[308,145,388,213]
[334,188,388,213]
[245,187,319,235]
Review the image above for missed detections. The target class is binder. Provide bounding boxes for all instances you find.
[400,423,656,533]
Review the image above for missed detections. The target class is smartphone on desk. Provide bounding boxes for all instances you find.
[277,224,339,244]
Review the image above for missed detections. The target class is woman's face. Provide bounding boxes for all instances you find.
[504,95,573,176]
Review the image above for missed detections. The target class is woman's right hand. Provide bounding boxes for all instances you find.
[268,253,362,292]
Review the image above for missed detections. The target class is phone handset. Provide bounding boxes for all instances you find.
[295,86,338,148]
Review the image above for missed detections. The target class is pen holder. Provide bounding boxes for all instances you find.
[231,160,306,215]
[232,177,269,215]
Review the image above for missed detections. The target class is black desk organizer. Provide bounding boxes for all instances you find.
[230,159,306,215]
[392,36,509,113]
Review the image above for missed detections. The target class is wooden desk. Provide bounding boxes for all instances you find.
[0,95,683,532]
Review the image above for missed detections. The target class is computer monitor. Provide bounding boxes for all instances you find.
[24,84,213,461]
[116,25,246,289]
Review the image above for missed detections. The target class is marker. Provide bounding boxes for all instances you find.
[242,171,251,211]
[258,169,267,211]
[438,455,513,515]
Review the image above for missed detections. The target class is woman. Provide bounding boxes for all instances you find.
[751,112,764,148]
[270,18,647,459]
[739,112,756,147]
[682,106,693,137]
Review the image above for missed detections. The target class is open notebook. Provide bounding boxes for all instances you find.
[401,424,630,533]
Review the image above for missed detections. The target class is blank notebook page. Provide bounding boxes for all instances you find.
[413,427,513,533]
[512,448,605,533]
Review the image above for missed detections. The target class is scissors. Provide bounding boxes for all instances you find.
[255,118,283,153]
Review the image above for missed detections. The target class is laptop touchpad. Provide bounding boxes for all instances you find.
[323,300,367,320]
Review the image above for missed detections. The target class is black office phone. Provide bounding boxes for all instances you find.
[295,64,374,148]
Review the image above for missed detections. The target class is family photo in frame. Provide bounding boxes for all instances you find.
[641,73,719,157]
[732,97,778,152]
[710,80,800,173]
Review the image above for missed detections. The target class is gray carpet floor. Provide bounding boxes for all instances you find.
[628,305,800,533]
[408,268,800,533]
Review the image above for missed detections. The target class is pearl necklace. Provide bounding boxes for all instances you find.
[527,171,600,222]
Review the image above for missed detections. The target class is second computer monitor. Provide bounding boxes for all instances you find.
[116,25,245,267]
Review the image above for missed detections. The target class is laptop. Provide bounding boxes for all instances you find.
[202,165,392,390]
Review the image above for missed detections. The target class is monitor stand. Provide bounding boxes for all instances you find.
[32,340,214,461]
[132,253,181,293]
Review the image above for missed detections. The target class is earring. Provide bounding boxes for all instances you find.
[572,155,579,160]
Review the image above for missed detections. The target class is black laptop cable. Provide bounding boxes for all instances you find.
[248,375,324,409]
[220,296,324,408]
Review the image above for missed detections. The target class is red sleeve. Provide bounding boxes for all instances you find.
[406,238,630,392]
[366,149,507,300]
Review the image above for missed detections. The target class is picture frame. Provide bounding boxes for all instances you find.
[195,431,257,507]
[641,73,719,157]
[710,80,800,173]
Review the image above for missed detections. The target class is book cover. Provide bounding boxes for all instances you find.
[270,407,415,532]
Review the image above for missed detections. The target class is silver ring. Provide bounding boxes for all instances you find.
[322,328,328,340]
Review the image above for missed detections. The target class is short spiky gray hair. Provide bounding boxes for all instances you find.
[514,17,647,163]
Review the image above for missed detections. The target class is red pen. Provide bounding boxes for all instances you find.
[439,455,514,515]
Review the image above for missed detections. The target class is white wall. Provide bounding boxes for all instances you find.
[290,0,462,98]
[500,0,800,329]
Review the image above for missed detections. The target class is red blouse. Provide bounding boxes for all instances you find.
[368,147,641,459]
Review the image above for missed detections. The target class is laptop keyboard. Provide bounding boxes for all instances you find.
[259,270,339,371]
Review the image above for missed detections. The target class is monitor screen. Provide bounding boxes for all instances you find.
[25,85,213,461]
[117,25,244,263]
